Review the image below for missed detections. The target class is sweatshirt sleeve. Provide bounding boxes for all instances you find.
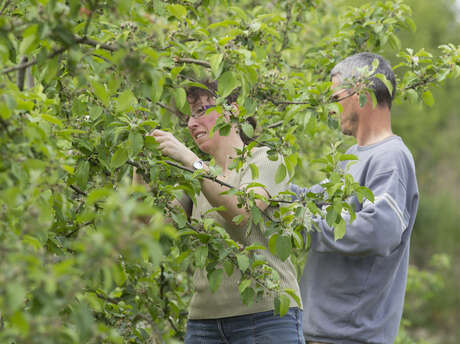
[311,169,411,256]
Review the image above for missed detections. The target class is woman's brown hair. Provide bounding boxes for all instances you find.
[185,79,256,145]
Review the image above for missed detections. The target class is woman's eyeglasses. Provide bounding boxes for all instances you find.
[191,105,215,118]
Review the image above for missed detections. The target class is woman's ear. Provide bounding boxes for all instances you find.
[230,102,239,115]
[223,102,238,122]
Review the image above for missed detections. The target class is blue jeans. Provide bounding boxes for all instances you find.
[185,307,305,344]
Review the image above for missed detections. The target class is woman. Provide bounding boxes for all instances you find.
[148,82,304,343]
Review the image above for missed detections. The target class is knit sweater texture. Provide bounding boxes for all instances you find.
[188,146,302,319]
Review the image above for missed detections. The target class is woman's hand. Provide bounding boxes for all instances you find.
[150,129,199,168]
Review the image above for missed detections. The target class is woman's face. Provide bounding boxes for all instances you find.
[187,94,223,155]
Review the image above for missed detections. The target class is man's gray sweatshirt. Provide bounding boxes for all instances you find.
[291,136,419,344]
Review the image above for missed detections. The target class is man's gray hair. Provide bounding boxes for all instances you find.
[330,52,396,109]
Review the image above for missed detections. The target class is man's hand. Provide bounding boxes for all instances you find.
[150,129,199,168]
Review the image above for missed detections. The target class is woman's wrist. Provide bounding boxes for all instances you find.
[182,153,200,169]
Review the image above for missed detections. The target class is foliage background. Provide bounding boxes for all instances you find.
[0,0,459,343]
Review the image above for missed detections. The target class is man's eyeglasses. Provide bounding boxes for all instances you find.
[191,105,215,118]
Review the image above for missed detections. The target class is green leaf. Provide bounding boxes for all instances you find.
[208,269,224,293]
[117,90,137,112]
[171,211,187,228]
[111,148,128,169]
[232,214,245,225]
[218,71,240,98]
[144,136,159,150]
[112,264,127,287]
[370,91,378,108]
[239,279,251,293]
[0,100,12,119]
[6,283,27,312]
[375,73,394,96]
[405,89,418,104]
[223,260,234,276]
[41,114,64,127]
[334,220,347,241]
[279,293,290,316]
[209,53,224,78]
[326,207,338,226]
[19,31,37,55]
[72,301,94,342]
[359,93,367,107]
[245,243,266,251]
[91,80,109,106]
[371,58,380,70]
[218,123,232,136]
[87,188,112,205]
[10,311,29,335]
[357,186,374,203]
[42,57,59,83]
[174,87,187,110]
[388,33,401,51]
[275,164,287,184]
[241,286,255,305]
[283,289,301,307]
[405,17,416,33]
[268,234,277,255]
[422,90,434,107]
[75,161,90,189]
[194,246,208,268]
[285,153,298,176]
[236,254,250,272]
[128,131,144,157]
[339,154,358,161]
[270,234,292,261]
[241,122,254,138]
[22,235,42,251]
[249,163,259,180]
[250,205,263,225]
[167,4,187,19]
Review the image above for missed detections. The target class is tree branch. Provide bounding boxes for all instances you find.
[77,35,117,52]
[155,101,188,124]
[1,45,67,75]
[1,36,116,75]
[126,160,151,183]
[404,76,436,91]
[2,32,208,76]
[174,57,210,68]
[281,3,293,51]
[129,159,295,205]
[162,160,236,189]
[267,120,284,129]
[90,289,121,304]
[65,221,94,238]
[70,184,87,197]
[83,1,96,37]
[270,99,312,105]
[268,91,356,107]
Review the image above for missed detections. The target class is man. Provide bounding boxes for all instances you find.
[292,52,419,344]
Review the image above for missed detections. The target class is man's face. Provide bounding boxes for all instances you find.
[331,76,359,137]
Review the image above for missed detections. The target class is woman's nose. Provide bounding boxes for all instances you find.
[188,116,198,130]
